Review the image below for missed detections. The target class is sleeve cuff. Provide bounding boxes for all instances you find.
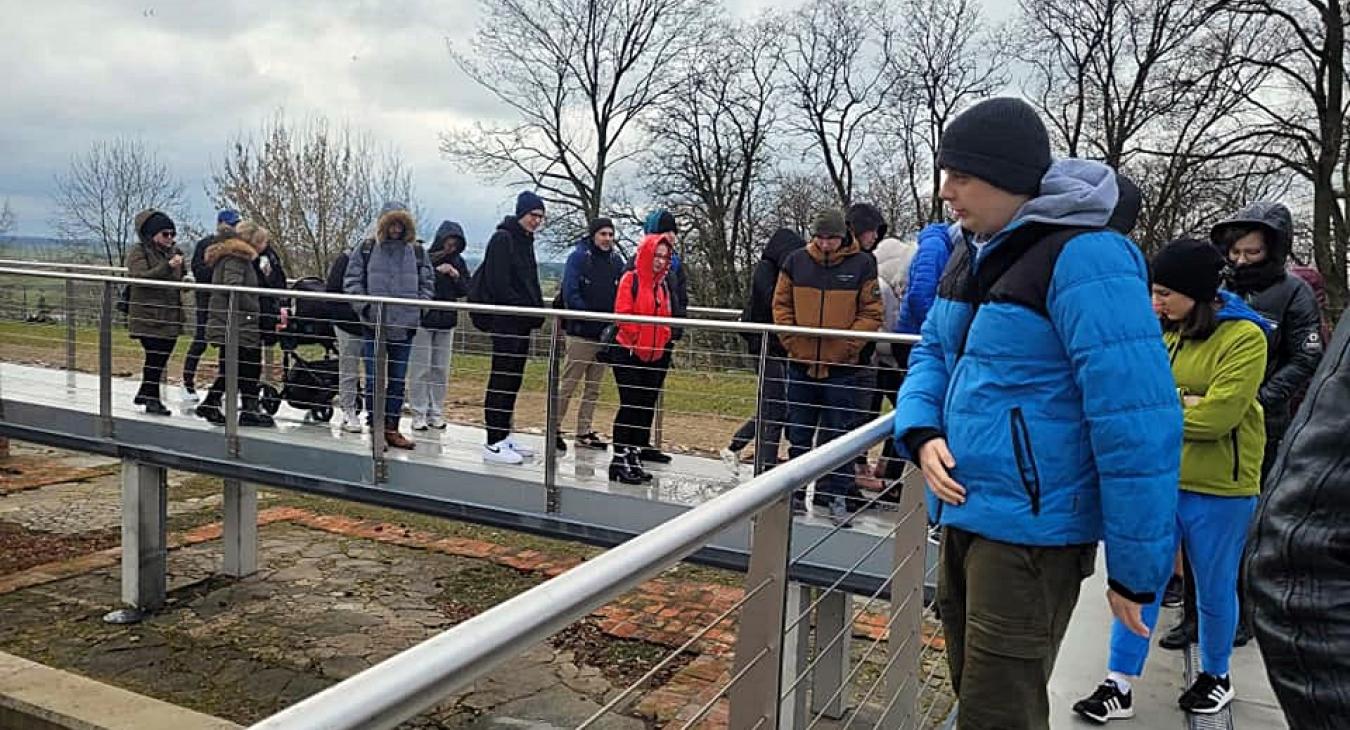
[1107,578,1156,605]
[900,428,944,460]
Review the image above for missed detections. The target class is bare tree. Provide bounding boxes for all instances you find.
[443,0,715,241]
[210,112,421,278]
[1207,0,1349,315]
[53,137,188,267]
[0,198,14,237]
[784,0,901,207]
[645,17,782,306]
[890,0,1008,223]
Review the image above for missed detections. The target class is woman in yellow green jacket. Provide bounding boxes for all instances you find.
[1075,239,1269,721]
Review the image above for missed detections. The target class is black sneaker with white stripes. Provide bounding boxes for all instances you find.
[1178,672,1234,715]
[1073,679,1135,724]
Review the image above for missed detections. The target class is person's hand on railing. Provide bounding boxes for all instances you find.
[918,438,966,505]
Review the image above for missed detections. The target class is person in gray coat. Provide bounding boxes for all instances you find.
[125,209,186,416]
[344,203,434,450]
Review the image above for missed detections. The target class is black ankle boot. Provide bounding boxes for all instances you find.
[196,391,225,425]
[238,397,274,428]
[609,451,645,485]
[143,400,171,417]
[626,448,653,482]
[1159,617,1197,651]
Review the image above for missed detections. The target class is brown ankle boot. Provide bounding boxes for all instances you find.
[384,429,415,450]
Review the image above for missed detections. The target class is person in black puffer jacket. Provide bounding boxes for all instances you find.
[407,220,471,431]
[253,237,289,349]
[1247,309,1350,730]
[720,228,804,474]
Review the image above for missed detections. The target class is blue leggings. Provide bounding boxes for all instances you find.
[1109,491,1256,677]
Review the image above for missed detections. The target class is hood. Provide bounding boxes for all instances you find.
[846,203,889,241]
[133,208,164,245]
[762,228,805,267]
[806,236,862,267]
[1011,158,1118,231]
[498,215,532,241]
[433,220,466,254]
[1216,290,1273,334]
[634,234,673,281]
[376,209,417,243]
[874,237,917,289]
[205,238,257,267]
[1107,172,1143,235]
[1210,202,1294,266]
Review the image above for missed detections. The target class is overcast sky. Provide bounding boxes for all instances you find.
[0,0,1004,250]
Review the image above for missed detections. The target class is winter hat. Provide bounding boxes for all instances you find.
[1107,173,1142,236]
[138,211,176,241]
[846,203,888,239]
[589,217,616,236]
[644,209,678,235]
[515,191,546,217]
[937,97,1051,196]
[811,209,848,239]
[217,209,242,226]
[1151,238,1227,304]
[380,201,409,215]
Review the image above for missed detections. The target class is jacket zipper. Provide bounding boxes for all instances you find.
[1010,407,1042,515]
[1230,429,1240,481]
[814,287,825,370]
[1168,339,1183,364]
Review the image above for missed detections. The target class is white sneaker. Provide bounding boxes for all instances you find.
[427,415,447,430]
[181,386,200,404]
[411,415,428,431]
[504,435,536,458]
[341,409,363,433]
[719,448,742,475]
[483,441,524,465]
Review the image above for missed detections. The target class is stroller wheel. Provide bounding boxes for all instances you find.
[259,383,282,415]
[313,406,334,423]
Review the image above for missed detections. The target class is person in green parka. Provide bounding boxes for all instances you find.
[1073,239,1270,722]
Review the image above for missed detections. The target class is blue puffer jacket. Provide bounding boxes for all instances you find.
[893,159,1182,601]
[896,223,956,335]
[562,237,627,340]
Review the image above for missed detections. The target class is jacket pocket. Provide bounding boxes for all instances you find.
[1010,407,1042,516]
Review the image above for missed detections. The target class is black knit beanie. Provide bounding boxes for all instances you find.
[937,97,1051,196]
[1107,173,1143,236]
[138,211,176,241]
[1151,238,1227,304]
[588,217,615,236]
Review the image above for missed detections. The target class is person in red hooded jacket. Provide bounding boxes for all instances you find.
[608,234,675,484]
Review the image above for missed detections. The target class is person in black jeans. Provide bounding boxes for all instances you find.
[125,209,186,416]
[470,192,547,464]
[722,228,804,475]
[182,209,241,402]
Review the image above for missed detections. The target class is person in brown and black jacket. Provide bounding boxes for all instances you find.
[773,209,884,523]
[125,208,186,416]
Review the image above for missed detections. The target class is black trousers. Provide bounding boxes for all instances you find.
[182,292,211,389]
[610,349,671,451]
[728,355,787,460]
[204,346,262,406]
[484,333,531,445]
[134,336,177,401]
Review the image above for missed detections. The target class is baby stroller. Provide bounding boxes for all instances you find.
[259,277,341,422]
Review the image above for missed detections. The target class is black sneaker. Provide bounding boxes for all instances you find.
[640,448,672,464]
[1178,672,1234,715]
[1162,575,1184,608]
[1232,623,1252,647]
[555,435,568,454]
[1159,618,1197,651]
[576,432,608,450]
[1073,679,1134,724]
[143,400,172,417]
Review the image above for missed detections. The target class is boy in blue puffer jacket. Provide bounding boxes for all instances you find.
[892,98,1181,729]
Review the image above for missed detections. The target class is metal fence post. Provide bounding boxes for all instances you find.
[223,479,258,578]
[882,467,929,727]
[372,303,388,482]
[225,290,240,458]
[104,459,167,624]
[543,319,564,513]
[99,281,113,438]
[64,276,77,391]
[728,495,793,730]
[753,332,771,476]
[812,590,852,720]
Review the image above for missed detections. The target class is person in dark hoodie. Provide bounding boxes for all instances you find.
[252,229,289,353]
[846,202,890,492]
[721,227,804,474]
[556,217,626,452]
[470,191,547,465]
[1159,202,1325,651]
[344,203,434,451]
[637,209,687,465]
[182,209,240,403]
[1072,239,1269,722]
[408,221,471,432]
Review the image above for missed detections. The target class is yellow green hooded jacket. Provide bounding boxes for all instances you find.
[1166,291,1270,497]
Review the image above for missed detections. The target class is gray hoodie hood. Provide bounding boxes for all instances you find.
[1012,158,1118,230]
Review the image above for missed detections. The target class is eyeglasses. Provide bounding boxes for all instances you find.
[158,231,178,238]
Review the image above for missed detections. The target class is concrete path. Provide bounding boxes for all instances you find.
[1049,554,1287,729]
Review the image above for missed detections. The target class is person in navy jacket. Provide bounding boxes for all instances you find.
[892,97,1180,729]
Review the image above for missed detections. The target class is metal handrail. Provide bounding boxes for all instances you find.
[0,265,919,345]
[250,413,896,730]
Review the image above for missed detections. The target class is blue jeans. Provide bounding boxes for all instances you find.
[363,337,411,429]
[785,364,864,503]
[1109,491,1257,677]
